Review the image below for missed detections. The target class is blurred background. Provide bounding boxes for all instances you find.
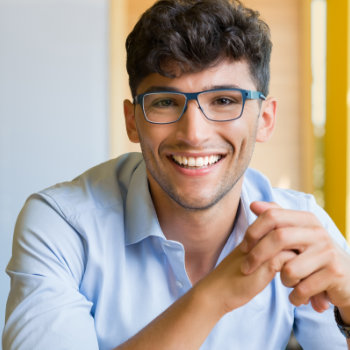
[1,0,349,348]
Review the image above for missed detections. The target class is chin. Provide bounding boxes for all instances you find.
[170,192,227,211]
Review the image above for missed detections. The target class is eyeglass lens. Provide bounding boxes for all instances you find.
[143,90,244,123]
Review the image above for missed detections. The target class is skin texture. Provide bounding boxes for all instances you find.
[125,60,273,212]
[119,59,350,349]
[124,59,276,284]
[240,201,350,348]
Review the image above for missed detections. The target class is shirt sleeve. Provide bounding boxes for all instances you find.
[2,193,99,350]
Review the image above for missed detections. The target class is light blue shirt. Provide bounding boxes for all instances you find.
[3,152,349,349]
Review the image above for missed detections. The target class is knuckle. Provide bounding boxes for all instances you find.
[294,283,310,299]
[244,227,254,242]
[305,211,320,226]
[315,225,329,239]
[280,272,290,286]
[248,249,259,265]
[321,242,343,276]
[289,290,304,306]
[318,239,330,253]
[282,263,298,283]
[328,259,344,278]
[273,228,286,245]
[327,246,338,261]
[283,261,294,275]
[268,256,281,273]
[264,208,279,222]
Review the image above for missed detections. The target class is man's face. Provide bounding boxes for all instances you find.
[124,60,275,211]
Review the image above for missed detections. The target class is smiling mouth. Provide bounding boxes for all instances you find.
[171,154,223,168]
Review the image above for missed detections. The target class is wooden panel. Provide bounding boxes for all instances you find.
[245,0,312,192]
[109,0,141,157]
[127,0,155,32]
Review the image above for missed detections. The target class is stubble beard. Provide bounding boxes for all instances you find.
[142,141,255,212]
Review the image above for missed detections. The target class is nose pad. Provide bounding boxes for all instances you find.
[194,98,202,112]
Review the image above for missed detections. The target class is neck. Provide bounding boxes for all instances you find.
[151,178,243,284]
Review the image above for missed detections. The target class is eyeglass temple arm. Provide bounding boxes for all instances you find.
[245,91,266,101]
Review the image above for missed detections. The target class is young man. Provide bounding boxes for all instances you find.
[3,0,350,349]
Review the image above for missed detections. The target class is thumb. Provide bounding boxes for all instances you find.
[250,201,280,217]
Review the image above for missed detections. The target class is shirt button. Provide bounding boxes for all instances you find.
[176,280,183,289]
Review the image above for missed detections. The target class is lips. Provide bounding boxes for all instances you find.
[171,154,223,168]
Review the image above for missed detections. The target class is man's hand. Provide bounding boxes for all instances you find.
[239,201,350,319]
[201,237,296,314]
[116,213,297,350]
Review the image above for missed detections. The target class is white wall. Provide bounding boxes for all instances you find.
[0,0,109,345]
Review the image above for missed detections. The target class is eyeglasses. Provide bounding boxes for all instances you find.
[133,88,266,124]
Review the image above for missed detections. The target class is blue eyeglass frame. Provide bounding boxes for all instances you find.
[133,87,266,124]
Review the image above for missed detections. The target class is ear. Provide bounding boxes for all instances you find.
[124,99,140,143]
[256,97,277,143]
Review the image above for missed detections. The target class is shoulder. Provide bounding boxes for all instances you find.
[36,152,145,219]
[10,152,147,277]
[14,152,146,257]
[243,168,315,211]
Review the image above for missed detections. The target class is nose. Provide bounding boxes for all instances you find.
[175,99,211,146]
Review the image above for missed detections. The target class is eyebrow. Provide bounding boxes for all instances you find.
[142,86,179,93]
[141,84,243,94]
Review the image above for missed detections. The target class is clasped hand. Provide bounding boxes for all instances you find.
[239,201,350,315]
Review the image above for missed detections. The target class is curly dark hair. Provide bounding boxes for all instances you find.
[125,0,272,96]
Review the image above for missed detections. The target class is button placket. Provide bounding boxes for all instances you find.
[162,240,191,293]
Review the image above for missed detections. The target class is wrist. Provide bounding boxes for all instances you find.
[194,276,229,319]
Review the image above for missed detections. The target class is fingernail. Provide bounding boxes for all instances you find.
[241,259,250,274]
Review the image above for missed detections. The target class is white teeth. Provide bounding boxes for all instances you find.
[172,155,222,167]
[172,155,182,164]
[195,157,204,167]
[188,157,196,166]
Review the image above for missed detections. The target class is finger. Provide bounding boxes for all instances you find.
[241,249,297,276]
[260,250,297,281]
[241,250,297,300]
[289,268,332,307]
[310,292,330,313]
[250,201,280,216]
[240,203,281,253]
[280,240,332,287]
[241,205,319,254]
[241,226,315,275]
[240,201,279,253]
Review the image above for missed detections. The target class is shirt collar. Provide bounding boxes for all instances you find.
[241,175,259,227]
[124,164,259,246]
[215,174,260,264]
[124,160,166,245]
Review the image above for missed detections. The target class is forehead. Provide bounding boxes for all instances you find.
[136,59,257,94]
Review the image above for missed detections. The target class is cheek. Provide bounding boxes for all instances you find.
[225,121,258,159]
[224,119,257,144]
[136,122,171,154]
